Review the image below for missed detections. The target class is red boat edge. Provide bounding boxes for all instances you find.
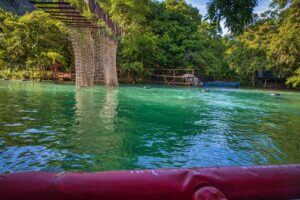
[1,164,300,200]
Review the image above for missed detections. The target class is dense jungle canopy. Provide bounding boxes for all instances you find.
[0,0,299,87]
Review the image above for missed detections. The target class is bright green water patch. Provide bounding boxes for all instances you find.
[0,80,300,173]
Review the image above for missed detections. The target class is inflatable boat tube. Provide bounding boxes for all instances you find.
[0,165,300,200]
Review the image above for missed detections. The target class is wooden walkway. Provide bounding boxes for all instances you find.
[29,1,98,29]
[152,69,196,86]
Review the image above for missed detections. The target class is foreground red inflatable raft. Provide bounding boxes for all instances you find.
[1,165,300,200]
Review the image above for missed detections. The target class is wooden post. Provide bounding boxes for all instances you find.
[192,69,195,86]
[264,79,267,88]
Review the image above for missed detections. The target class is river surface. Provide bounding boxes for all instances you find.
[0,80,300,173]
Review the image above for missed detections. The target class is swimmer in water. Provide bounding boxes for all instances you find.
[271,93,280,96]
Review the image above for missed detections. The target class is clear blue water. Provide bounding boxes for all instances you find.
[0,80,300,173]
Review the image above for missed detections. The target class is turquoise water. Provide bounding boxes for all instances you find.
[0,80,300,173]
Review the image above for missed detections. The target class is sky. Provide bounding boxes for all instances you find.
[178,0,273,33]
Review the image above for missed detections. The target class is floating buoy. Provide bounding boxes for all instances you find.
[202,89,209,92]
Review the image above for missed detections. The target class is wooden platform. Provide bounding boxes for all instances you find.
[152,69,196,86]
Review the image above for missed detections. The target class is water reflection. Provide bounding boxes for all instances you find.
[99,88,119,131]
[72,88,125,170]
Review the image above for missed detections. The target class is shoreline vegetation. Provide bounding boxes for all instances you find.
[1,80,300,95]
[0,69,73,81]
[1,76,300,91]
[0,0,299,89]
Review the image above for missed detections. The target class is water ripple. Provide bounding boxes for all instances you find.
[0,81,300,172]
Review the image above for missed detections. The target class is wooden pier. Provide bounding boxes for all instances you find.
[152,69,196,86]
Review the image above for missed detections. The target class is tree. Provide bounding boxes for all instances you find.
[147,0,202,68]
[287,68,300,87]
[267,0,300,79]
[0,9,72,73]
[225,39,268,86]
[224,0,300,87]
[207,0,258,34]
[110,0,234,82]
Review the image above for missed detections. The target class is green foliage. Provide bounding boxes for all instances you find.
[0,69,28,79]
[287,68,300,87]
[110,0,151,31]
[0,69,52,80]
[115,0,231,82]
[207,0,257,34]
[225,39,268,85]
[196,22,233,80]
[0,9,73,73]
[268,0,300,76]
[224,0,300,87]
[26,51,66,70]
[149,0,201,68]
